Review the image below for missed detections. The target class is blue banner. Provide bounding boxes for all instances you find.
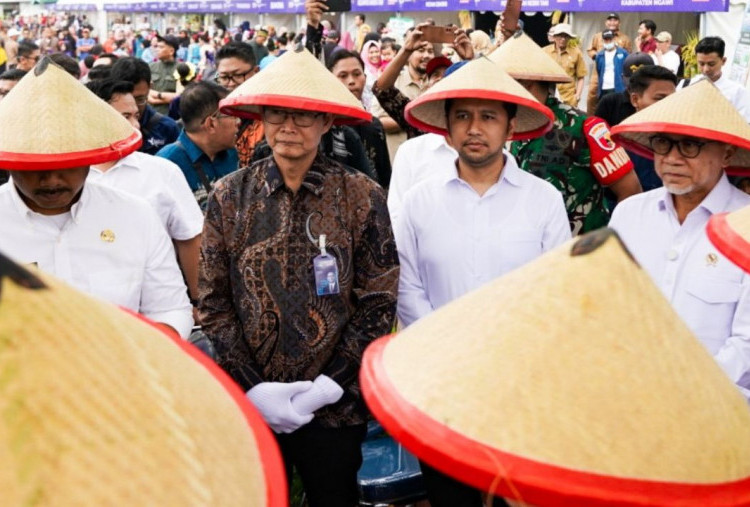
[99,0,728,12]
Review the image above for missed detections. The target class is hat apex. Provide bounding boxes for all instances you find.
[0,58,140,170]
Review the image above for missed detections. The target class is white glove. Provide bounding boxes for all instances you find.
[246,381,315,434]
[290,374,344,415]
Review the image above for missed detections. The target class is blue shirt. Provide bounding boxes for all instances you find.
[139,105,180,155]
[156,130,239,210]
[76,37,96,59]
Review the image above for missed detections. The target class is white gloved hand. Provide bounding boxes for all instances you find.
[246,381,316,433]
[290,374,344,415]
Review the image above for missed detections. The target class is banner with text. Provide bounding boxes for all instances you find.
[100,0,728,13]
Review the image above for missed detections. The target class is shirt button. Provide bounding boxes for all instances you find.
[667,249,679,261]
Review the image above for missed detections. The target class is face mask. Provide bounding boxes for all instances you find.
[604,42,615,50]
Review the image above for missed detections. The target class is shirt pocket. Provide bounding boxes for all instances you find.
[684,276,742,353]
[88,269,141,311]
[491,229,543,274]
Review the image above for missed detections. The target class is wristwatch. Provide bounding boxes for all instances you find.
[157,92,163,100]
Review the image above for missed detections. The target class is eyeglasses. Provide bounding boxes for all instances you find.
[263,108,322,127]
[215,69,254,85]
[205,110,235,123]
[133,95,148,106]
[648,135,715,159]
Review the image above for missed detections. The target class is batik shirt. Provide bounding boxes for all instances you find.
[199,153,399,427]
[511,97,609,235]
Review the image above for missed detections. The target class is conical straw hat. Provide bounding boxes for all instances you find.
[0,58,141,171]
[220,46,371,125]
[361,229,750,506]
[404,57,553,140]
[488,31,573,83]
[0,252,287,506]
[611,79,750,172]
[707,204,750,273]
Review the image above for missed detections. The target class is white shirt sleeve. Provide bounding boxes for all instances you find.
[395,197,434,327]
[140,208,194,337]
[542,188,573,251]
[714,276,750,396]
[387,142,413,227]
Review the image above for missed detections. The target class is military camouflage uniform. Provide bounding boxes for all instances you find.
[511,97,609,236]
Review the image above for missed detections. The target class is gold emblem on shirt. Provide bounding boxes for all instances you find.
[706,252,718,267]
[100,230,116,243]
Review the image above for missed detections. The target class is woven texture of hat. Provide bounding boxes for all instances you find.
[613,79,750,168]
[382,231,750,483]
[222,48,368,122]
[0,62,136,157]
[0,271,268,505]
[727,204,750,240]
[488,31,572,83]
[407,57,550,136]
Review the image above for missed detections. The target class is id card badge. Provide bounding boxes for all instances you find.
[313,234,340,296]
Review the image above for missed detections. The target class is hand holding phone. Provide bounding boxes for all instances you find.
[420,25,456,44]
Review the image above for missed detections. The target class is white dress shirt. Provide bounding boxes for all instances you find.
[387,133,457,225]
[651,50,680,75]
[89,151,203,240]
[712,74,750,123]
[0,180,193,337]
[609,174,750,397]
[396,151,571,327]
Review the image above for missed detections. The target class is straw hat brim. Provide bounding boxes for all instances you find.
[220,93,372,125]
[707,209,750,273]
[0,131,141,170]
[612,121,750,173]
[361,339,750,505]
[0,262,288,506]
[404,89,554,141]
[133,311,289,507]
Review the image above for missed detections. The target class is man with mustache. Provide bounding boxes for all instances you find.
[610,79,750,398]
[0,58,193,338]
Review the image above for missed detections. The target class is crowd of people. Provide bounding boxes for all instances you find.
[1,3,750,506]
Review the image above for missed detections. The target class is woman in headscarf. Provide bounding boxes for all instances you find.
[359,39,381,109]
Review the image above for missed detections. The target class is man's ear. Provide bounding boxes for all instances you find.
[321,113,335,134]
[722,143,737,167]
[629,92,640,109]
[507,117,516,141]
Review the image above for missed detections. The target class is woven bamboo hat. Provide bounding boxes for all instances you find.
[488,31,573,83]
[361,229,750,506]
[611,79,750,172]
[707,204,750,273]
[0,58,141,171]
[0,252,286,506]
[220,45,371,125]
[404,57,554,140]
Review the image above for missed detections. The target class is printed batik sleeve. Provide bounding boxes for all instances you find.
[198,189,265,391]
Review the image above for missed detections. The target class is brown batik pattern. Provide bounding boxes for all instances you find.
[198,153,399,427]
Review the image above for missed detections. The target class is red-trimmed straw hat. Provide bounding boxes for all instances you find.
[488,31,573,83]
[611,78,750,173]
[220,45,371,125]
[361,229,750,506]
[708,204,750,273]
[0,251,286,506]
[0,58,141,171]
[404,57,553,140]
